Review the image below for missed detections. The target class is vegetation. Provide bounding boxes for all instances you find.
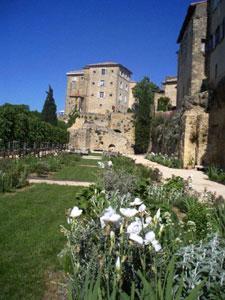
[146,152,182,168]
[157,96,172,111]
[0,184,85,299]
[0,153,98,192]
[60,155,225,299]
[133,77,158,154]
[0,103,68,148]
[41,85,57,126]
[206,165,225,184]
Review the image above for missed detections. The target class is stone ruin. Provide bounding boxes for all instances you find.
[68,113,135,154]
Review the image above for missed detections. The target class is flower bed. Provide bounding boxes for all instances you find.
[146,152,182,168]
[59,156,225,299]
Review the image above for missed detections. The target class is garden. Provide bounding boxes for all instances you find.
[1,153,225,299]
[60,156,225,299]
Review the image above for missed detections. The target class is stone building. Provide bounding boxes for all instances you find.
[153,76,177,111]
[176,1,207,109]
[205,0,225,167]
[65,62,135,115]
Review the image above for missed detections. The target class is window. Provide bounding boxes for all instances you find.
[201,39,206,53]
[100,80,105,87]
[215,26,221,46]
[93,70,96,73]
[124,96,127,103]
[92,82,95,85]
[81,77,84,80]
[109,93,113,97]
[120,81,123,89]
[125,84,128,91]
[71,81,76,90]
[99,92,105,98]
[215,64,218,79]
[119,94,122,102]
[101,68,106,75]
[91,94,94,96]
[111,70,114,73]
[110,82,113,85]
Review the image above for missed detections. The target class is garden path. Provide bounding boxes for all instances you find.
[28,178,93,187]
[127,154,225,199]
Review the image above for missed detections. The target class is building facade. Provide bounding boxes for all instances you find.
[153,76,177,111]
[176,1,207,109]
[65,62,135,115]
[205,0,225,168]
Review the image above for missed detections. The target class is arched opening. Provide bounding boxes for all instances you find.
[114,129,121,133]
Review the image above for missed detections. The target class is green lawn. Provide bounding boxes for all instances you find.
[0,184,85,300]
[52,158,101,182]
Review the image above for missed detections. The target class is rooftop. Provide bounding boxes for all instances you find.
[177,0,207,43]
[84,61,132,74]
[66,69,84,76]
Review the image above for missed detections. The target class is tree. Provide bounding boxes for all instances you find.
[41,85,57,126]
[133,77,158,154]
[157,97,172,112]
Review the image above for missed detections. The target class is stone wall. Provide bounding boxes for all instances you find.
[179,92,209,168]
[68,113,135,154]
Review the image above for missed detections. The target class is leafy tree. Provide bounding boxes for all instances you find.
[41,85,57,126]
[157,97,172,112]
[133,77,158,154]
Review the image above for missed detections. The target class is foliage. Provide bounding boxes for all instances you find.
[0,103,68,147]
[67,108,80,128]
[146,152,182,169]
[41,85,57,125]
[206,165,225,184]
[157,96,172,112]
[133,77,158,154]
[175,235,225,299]
[150,111,182,157]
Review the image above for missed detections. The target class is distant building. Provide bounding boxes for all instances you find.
[176,1,207,108]
[65,62,135,115]
[154,76,177,111]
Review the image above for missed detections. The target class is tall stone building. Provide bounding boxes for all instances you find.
[177,1,207,109]
[154,76,177,111]
[205,0,225,167]
[65,62,135,115]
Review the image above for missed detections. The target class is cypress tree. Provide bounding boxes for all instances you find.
[42,85,57,126]
[133,77,158,154]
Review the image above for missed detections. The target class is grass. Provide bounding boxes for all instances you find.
[53,164,99,182]
[0,183,86,300]
[52,158,100,182]
[206,165,225,185]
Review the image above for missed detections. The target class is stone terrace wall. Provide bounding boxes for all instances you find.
[68,113,135,154]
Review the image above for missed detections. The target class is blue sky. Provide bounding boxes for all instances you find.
[0,0,193,112]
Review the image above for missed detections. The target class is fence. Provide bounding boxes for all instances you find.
[0,142,68,159]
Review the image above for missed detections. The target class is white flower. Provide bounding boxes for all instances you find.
[138,204,146,213]
[115,256,121,271]
[100,206,121,228]
[108,160,113,167]
[151,239,162,252]
[145,216,152,225]
[67,217,72,224]
[129,233,144,245]
[70,206,83,218]
[120,208,138,218]
[97,161,105,169]
[144,231,156,245]
[130,198,143,206]
[127,219,142,235]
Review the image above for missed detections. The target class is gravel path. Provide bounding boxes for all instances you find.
[127,154,225,199]
[28,178,93,187]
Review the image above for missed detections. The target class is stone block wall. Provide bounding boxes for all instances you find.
[68,113,135,154]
